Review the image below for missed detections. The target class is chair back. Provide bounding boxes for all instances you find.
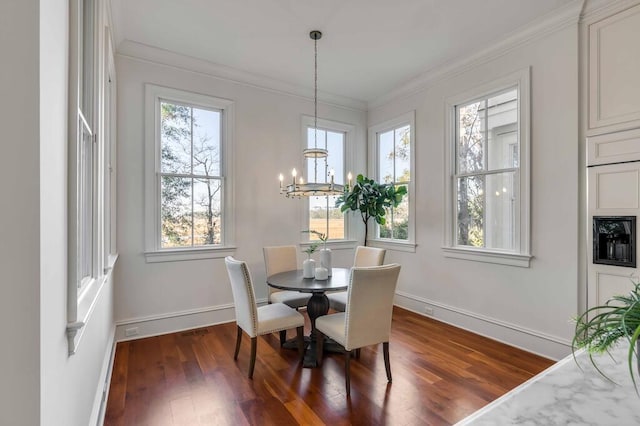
[353,246,386,267]
[344,264,401,350]
[225,256,258,337]
[263,245,298,295]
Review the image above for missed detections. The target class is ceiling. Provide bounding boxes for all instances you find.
[110,0,576,105]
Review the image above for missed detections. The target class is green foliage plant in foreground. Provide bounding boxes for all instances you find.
[572,281,640,393]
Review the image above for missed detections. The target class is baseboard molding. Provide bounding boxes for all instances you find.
[90,325,116,426]
[113,297,267,342]
[394,292,572,360]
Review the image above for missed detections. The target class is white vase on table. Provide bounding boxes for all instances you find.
[303,258,316,278]
[319,248,332,276]
[314,266,329,280]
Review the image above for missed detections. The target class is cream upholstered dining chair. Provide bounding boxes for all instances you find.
[263,245,312,308]
[327,246,386,312]
[315,263,401,396]
[264,245,312,346]
[225,256,305,379]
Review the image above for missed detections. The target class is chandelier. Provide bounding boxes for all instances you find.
[279,30,347,198]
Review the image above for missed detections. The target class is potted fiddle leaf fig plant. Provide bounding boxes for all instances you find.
[335,174,407,245]
[572,281,640,391]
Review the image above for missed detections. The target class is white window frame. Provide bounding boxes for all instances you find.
[443,68,532,267]
[368,111,416,252]
[300,115,357,249]
[144,84,236,262]
[67,0,118,355]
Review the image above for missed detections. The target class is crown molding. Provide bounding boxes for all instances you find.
[116,40,367,112]
[581,0,640,23]
[368,0,585,110]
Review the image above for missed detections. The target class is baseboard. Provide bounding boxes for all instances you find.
[90,324,116,426]
[113,298,270,342]
[394,292,572,360]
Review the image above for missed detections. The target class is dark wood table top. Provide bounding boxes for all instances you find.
[266,267,350,293]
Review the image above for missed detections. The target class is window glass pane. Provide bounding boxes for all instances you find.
[378,130,394,184]
[486,89,518,171]
[379,185,409,240]
[161,176,192,248]
[193,178,221,245]
[326,131,344,183]
[395,125,411,183]
[192,108,221,177]
[457,100,485,174]
[161,102,192,174]
[309,195,344,240]
[484,172,516,250]
[457,175,485,247]
[80,120,93,282]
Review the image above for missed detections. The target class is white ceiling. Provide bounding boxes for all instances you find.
[110,0,576,104]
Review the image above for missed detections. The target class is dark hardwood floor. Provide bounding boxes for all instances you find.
[104,307,554,425]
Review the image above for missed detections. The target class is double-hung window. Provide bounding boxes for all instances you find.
[145,85,235,262]
[67,0,118,355]
[369,112,415,251]
[444,69,531,267]
[303,116,353,243]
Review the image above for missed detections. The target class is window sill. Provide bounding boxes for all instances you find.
[442,246,532,268]
[368,239,417,253]
[145,246,237,263]
[300,240,358,251]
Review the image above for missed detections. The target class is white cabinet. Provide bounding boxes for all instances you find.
[588,3,640,134]
[587,161,639,308]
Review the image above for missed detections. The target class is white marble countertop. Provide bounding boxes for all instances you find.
[456,343,640,425]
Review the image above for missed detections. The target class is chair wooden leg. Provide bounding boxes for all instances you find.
[248,337,257,379]
[316,329,325,366]
[234,326,242,360]
[279,330,287,347]
[345,350,352,397]
[355,348,361,359]
[296,326,304,361]
[383,341,392,382]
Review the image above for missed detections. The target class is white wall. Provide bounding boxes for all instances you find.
[0,1,40,424]
[369,24,579,359]
[39,0,117,425]
[0,1,117,425]
[114,54,366,337]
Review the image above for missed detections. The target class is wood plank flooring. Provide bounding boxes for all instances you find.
[104,307,554,425]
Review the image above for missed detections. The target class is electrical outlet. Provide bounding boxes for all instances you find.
[125,327,139,337]
[424,306,434,316]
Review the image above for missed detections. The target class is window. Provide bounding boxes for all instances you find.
[303,116,354,243]
[145,85,235,262]
[67,0,118,355]
[369,112,416,251]
[444,69,531,267]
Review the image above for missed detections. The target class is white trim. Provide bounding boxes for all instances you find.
[117,40,366,112]
[368,0,583,109]
[113,301,253,342]
[441,246,532,267]
[394,292,570,360]
[368,110,416,247]
[144,246,236,263]
[144,84,235,260]
[443,68,531,266]
[369,239,417,253]
[90,324,116,426]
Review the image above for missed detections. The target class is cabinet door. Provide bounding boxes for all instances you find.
[587,162,640,309]
[589,3,640,133]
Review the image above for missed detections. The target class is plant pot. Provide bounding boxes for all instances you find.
[320,248,332,276]
[303,258,316,278]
